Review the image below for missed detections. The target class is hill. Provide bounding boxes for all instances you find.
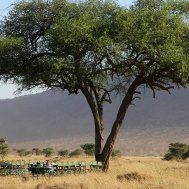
[0,88,189,155]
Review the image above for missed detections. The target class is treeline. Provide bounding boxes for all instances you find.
[0,138,121,159]
[2,137,189,161]
[13,145,121,158]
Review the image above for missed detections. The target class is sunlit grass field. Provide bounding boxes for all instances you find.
[1,155,189,189]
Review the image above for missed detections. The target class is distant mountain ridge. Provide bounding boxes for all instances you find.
[0,88,189,155]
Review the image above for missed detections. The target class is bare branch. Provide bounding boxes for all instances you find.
[132,96,141,101]
[134,91,141,95]
[153,83,174,94]
[148,84,156,98]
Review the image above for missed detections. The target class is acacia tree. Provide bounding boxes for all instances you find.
[32,148,42,156]
[0,0,189,171]
[42,148,54,157]
[163,143,189,161]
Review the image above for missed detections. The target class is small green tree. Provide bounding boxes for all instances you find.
[24,150,32,156]
[15,149,31,157]
[0,138,9,159]
[42,148,54,157]
[163,143,189,161]
[111,149,121,158]
[32,148,42,156]
[69,149,82,157]
[16,149,25,156]
[80,144,95,156]
[58,150,69,157]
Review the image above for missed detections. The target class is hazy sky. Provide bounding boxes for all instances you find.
[0,0,134,99]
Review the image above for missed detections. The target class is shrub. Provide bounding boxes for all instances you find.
[58,150,69,157]
[15,149,31,157]
[111,149,121,158]
[42,148,54,157]
[32,148,42,156]
[0,137,9,159]
[182,149,189,160]
[80,144,95,156]
[117,172,152,182]
[69,149,82,157]
[163,142,189,161]
[163,152,173,161]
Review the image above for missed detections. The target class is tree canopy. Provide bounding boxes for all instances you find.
[0,0,189,171]
[81,144,95,156]
[163,142,189,161]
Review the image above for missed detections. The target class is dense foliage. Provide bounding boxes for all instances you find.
[163,143,189,161]
[69,149,83,157]
[58,150,69,157]
[42,148,54,157]
[80,144,95,156]
[32,148,42,156]
[14,149,31,157]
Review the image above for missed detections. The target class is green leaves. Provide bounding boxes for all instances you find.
[0,37,23,54]
[1,0,189,97]
[163,142,189,161]
[80,144,95,156]
[49,0,121,55]
[42,148,54,157]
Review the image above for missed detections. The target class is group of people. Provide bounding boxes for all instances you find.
[28,160,55,175]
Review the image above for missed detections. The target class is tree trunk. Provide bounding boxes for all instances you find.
[95,124,103,161]
[101,78,141,171]
[101,122,121,172]
[81,78,141,171]
[80,86,104,161]
[101,139,114,172]
[95,105,104,161]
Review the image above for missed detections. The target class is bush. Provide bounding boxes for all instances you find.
[111,149,121,158]
[15,149,31,157]
[69,149,82,157]
[80,144,95,156]
[0,137,9,159]
[117,172,152,182]
[32,148,42,156]
[182,149,189,160]
[42,148,54,157]
[163,152,173,161]
[58,150,69,157]
[163,142,189,161]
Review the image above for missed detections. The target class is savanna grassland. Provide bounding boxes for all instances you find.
[1,156,189,189]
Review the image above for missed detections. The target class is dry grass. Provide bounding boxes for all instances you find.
[1,156,189,189]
